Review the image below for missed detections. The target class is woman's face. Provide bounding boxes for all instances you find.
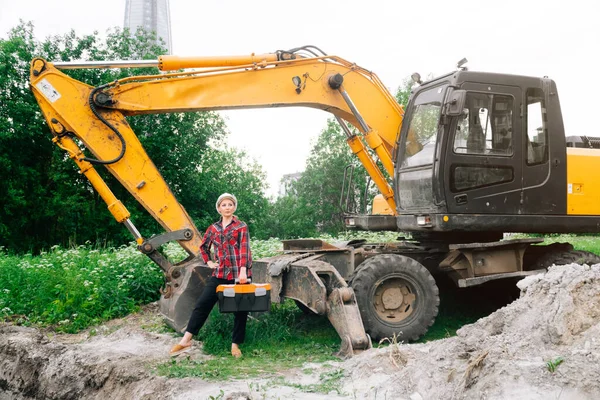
[218,199,235,217]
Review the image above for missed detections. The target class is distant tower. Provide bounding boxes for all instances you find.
[124,0,173,54]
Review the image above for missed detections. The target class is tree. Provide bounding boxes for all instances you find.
[266,77,416,239]
[395,77,414,109]
[265,193,318,239]
[190,145,270,238]
[265,119,373,238]
[0,22,269,252]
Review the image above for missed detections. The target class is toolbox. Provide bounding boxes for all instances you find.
[216,282,271,313]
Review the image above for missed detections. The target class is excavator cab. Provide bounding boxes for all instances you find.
[393,70,600,236]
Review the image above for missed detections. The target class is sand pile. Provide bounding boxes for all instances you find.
[340,263,600,399]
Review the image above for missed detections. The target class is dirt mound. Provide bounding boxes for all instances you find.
[0,304,177,399]
[341,263,600,399]
[1,264,599,399]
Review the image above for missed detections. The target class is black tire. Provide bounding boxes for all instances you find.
[351,254,439,342]
[534,249,600,269]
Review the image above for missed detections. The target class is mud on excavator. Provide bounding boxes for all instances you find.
[30,46,600,357]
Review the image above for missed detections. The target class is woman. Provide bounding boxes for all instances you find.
[169,193,252,358]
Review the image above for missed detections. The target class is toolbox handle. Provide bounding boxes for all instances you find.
[234,278,252,284]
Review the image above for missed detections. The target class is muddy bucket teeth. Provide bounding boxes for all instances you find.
[159,262,213,333]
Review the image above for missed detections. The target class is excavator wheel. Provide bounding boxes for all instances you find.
[351,254,439,342]
[534,249,600,269]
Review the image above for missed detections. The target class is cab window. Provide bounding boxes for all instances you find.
[402,85,445,168]
[526,88,548,165]
[450,91,515,192]
[453,93,513,156]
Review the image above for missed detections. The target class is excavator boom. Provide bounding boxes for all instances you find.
[29,48,404,356]
[33,53,403,227]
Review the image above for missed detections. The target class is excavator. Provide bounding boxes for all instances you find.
[29,46,600,357]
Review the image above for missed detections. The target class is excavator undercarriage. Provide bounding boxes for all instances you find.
[253,253,372,357]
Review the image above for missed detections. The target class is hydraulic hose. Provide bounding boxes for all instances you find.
[84,84,127,165]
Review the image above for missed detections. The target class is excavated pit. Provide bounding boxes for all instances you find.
[1,263,599,399]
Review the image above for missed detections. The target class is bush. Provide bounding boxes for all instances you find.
[0,243,162,332]
[0,232,399,333]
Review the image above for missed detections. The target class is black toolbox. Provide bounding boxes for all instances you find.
[216,283,271,313]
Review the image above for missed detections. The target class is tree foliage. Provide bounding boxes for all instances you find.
[192,144,270,238]
[0,22,269,252]
[265,119,373,238]
[395,77,414,109]
[266,78,414,239]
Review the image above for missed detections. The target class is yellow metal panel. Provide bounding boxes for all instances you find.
[372,194,394,215]
[346,137,396,210]
[109,58,403,152]
[103,56,403,211]
[30,64,202,255]
[30,53,405,253]
[567,147,600,215]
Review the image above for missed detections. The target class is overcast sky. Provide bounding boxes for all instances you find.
[1,0,599,197]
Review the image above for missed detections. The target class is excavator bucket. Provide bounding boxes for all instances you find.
[158,258,213,333]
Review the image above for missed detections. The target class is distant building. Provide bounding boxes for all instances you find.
[279,172,303,197]
[124,0,172,54]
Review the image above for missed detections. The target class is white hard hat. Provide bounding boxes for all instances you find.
[216,193,237,212]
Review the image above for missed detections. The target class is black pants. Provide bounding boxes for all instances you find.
[185,276,248,344]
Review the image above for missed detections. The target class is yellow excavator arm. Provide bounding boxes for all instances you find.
[30,50,403,259]
[29,49,406,354]
[31,48,403,264]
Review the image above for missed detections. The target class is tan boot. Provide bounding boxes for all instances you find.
[231,343,242,358]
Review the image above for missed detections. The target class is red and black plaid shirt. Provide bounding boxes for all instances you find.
[200,216,252,280]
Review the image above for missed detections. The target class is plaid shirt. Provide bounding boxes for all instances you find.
[200,216,252,280]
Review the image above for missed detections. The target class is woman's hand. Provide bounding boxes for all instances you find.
[207,260,218,269]
[238,267,248,284]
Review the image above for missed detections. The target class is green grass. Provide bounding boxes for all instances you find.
[155,300,340,379]
[1,232,599,379]
[546,356,564,373]
[532,234,600,254]
[271,368,346,394]
[0,232,397,334]
[156,343,339,381]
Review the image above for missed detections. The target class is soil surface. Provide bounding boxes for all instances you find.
[1,263,599,399]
